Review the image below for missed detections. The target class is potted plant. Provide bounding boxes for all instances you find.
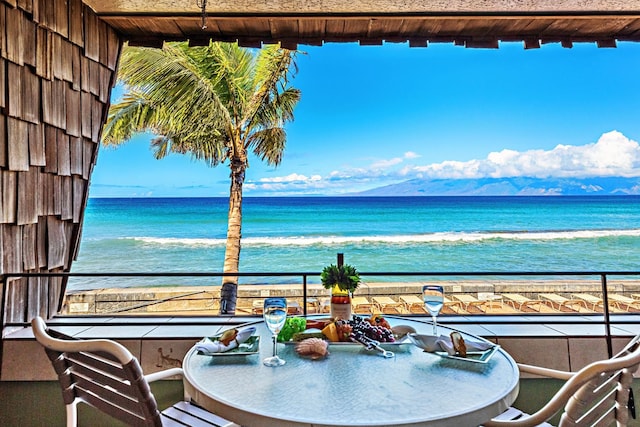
[321,263,361,319]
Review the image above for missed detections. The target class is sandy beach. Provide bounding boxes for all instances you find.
[62,279,640,316]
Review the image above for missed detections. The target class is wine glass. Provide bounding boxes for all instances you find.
[423,285,444,336]
[263,297,287,367]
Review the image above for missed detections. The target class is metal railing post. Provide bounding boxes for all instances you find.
[302,274,308,316]
[601,274,613,358]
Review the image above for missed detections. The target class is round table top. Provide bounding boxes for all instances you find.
[183,316,519,427]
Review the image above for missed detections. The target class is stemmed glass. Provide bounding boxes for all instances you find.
[263,297,287,367]
[423,285,444,336]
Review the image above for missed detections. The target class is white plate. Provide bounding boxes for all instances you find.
[432,345,500,364]
[407,333,499,364]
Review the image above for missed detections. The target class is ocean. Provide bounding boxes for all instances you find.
[68,196,640,291]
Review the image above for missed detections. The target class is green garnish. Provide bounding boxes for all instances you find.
[277,317,307,342]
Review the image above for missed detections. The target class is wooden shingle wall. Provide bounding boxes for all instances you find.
[0,0,121,328]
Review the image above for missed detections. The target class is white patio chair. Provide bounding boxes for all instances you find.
[484,334,640,427]
[31,316,239,427]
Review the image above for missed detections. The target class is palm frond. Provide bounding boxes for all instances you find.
[150,136,171,159]
[102,91,161,145]
[105,41,300,171]
[251,88,301,130]
[247,127,286,165]
[241,47,299,133]
[118,44,231,130]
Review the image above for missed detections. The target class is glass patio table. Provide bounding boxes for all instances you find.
[182,316,519,427]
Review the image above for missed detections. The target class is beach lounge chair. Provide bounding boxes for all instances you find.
[31,316,239,427]
[538,293,591,312]
[570,293,604,311]
[451,294,484,311]
[372,296,406,314]
[484,302,522,315]
[502,293,545,311]
[351,296,374,315]
[451,294,518,314]
[252,299,264,314]
[304,297,320,314]
[451,294,501,313]
[478,292,503,307]
[608,294,640,312]
[319,297,331,313]
[399,295,428,314]
[287,300,303,315]
[475,292,524,314]
[252,299,302,315]
[485,333,640,427]
[442,297,467,314]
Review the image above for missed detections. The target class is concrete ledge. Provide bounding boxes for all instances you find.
[4,314,640,381]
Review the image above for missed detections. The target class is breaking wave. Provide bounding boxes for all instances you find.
[126,228,640,247]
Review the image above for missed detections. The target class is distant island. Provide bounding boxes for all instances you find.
[355,176,640,196]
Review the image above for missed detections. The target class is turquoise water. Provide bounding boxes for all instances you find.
[69,196,640,290]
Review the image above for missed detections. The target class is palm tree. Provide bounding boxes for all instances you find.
[102,42,301,314]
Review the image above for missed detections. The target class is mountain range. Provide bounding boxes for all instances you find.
[355,177,640,196]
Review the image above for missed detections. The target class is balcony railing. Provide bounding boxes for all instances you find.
[3,270,640,358]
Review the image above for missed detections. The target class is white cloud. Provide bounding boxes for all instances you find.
[245,131,640,194]
[257,173,322,183]
[358,152,421,172]
[370,157,404,169]
[245,173,333,195]
[412,131,640,179]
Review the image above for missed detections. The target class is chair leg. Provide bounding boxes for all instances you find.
[66,401,79,427]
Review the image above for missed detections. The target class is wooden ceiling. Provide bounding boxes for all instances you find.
[83,1,640,49]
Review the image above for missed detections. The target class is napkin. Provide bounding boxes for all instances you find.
[435,334,493,356]
[195,327,256,354]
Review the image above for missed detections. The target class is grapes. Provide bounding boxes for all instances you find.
[336,315,395,343]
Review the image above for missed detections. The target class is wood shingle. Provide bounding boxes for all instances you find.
[0,0,117,322]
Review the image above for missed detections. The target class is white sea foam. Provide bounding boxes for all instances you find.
[130,237,225,246]
[127,229,640,247]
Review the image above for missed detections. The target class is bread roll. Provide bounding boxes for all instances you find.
[450,331,467,357]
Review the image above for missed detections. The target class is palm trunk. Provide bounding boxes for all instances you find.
[219,157,245,314]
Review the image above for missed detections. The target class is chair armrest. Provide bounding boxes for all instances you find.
[517,363,574,380]
[145,367,193,404]
[145,367,184,383]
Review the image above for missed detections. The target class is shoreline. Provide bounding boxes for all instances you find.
[62,279,640,316]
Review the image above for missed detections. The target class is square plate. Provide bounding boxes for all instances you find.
[433,344,500,364]
[197,335,260,356]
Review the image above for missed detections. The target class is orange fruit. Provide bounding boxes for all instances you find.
[321,322,339,342]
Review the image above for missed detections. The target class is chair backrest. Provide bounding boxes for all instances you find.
[31,316,163,427]
[521,335,640,427]
[558,335,640,427]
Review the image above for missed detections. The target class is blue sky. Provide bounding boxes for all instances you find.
[90,41,640,197]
